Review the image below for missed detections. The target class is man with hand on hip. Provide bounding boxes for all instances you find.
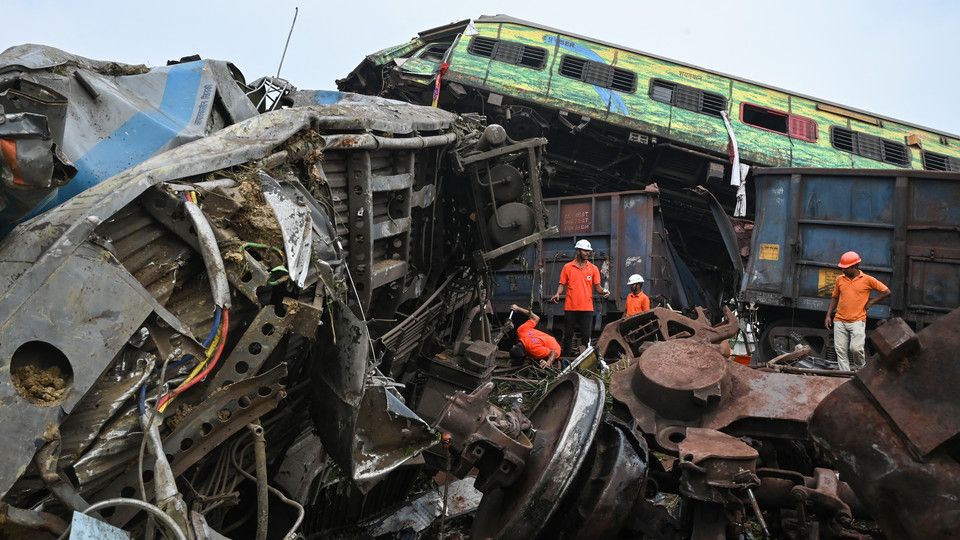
[824,250,890,371]
[550,239,609,355]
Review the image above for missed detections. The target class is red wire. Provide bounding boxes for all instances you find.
[157,310,229,411]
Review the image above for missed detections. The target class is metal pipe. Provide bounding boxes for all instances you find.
[746,488,769,538]
[184,198,231,308]
[248,423,269,540]
[231,433,305,540]
[319,131,457,151]
[0,503,68,536]
[773,366,854,378]
[765,345,812,367]
[141,409,192,535]
[35,439,90,512]
[193,178,238,191]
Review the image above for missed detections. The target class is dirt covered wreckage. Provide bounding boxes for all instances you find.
[0,43,957,540]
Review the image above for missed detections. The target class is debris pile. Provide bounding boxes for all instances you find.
[0,31,956,540]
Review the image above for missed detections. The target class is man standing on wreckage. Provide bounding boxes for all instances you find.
[824,250,891,371]
[550,239,609,355]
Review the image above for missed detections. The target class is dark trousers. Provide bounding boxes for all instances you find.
[562,310,594,355]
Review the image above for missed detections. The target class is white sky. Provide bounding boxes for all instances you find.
[7,0,959,134]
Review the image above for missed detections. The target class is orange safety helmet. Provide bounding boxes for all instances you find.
[838,251,862,268]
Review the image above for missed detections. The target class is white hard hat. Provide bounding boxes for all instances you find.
[627,274,644,285]
[574,239,593,251]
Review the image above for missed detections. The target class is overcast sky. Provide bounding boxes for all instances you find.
[7,0,959,134]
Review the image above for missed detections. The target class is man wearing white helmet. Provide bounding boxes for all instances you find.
[624,274,650,317]
[550,239,609,354]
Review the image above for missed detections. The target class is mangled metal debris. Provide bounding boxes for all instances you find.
[0,36,957,540]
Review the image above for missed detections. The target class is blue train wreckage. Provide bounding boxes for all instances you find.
[0,37,957,540]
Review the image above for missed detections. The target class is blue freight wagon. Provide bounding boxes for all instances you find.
[491,189,718,330]
[742,168,960,361]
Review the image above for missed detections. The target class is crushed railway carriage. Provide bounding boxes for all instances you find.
[0,85,555,536]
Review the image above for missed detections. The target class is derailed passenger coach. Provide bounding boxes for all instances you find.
[344,15,960,357]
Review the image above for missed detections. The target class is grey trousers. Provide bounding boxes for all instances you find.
[834,320,866,371]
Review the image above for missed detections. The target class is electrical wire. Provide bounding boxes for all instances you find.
[157,310,229,413]
[169,305,222,370]
[139,350,176,501]
[138,306,222,415]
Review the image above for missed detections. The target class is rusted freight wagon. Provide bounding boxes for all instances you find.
[491,189,729,330]
[743,168,960,361]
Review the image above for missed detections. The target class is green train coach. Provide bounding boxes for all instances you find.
[340,15,960,201]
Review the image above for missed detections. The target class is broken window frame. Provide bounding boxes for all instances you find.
[557,54,637,94]
[739,103,818,142]
[921,150,960,172]
[830,126,911,167]
[466,36,548,70]
[417,43,453,62]
[648,79,727,118]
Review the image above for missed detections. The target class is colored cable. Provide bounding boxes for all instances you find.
[157,310,226,412]
[157,310,229,413]
[168,305,222,369]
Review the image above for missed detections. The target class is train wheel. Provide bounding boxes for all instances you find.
[757,320,834,366]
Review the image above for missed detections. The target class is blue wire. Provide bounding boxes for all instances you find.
[167,306,222,369]
[138,306,222,414]
[138,383,148,416]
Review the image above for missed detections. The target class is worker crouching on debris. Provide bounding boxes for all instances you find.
[551,239,609,355]
[624,274,650,317]
[506,304,561,368]
[824,251,891,371]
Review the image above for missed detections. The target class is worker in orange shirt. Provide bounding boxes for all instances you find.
[624,274,650,317]
[506,304,562,369]
[824,251,891,371]
[550,239,609,355]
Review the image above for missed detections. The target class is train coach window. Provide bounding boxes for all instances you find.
[740,103,818,142]
[419,43,451,62]
[922,150,960,171]
[831,127,911,166]
[789,115,818,142]
[467,36,548,69]
[742,103,788,133]
[650,79,727,118]
[558,55,636,93]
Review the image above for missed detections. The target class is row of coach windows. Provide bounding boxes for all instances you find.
[467,36,958,169]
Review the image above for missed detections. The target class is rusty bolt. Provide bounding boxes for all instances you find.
[868,318,920,368]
